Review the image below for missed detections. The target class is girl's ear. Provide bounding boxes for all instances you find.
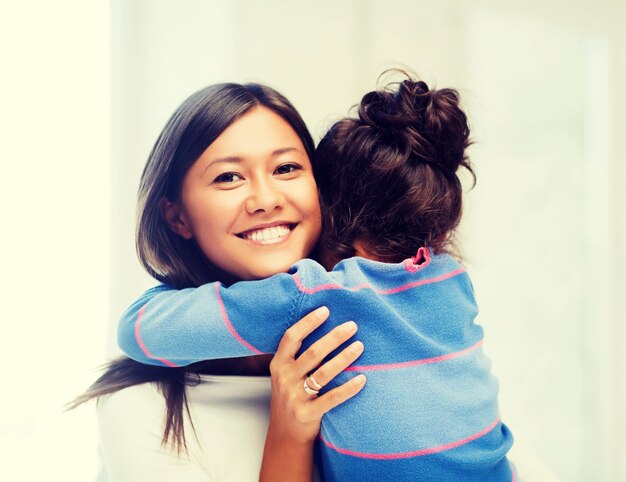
[159,198,193,239]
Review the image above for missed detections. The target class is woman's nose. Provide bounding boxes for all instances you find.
[244,179,284,214]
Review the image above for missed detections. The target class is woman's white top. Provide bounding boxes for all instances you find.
[98,375,277,482]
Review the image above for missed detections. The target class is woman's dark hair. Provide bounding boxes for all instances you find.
[68,83,315,453]
[315,74,474,263]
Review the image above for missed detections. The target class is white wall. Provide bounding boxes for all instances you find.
[0,1,110,481]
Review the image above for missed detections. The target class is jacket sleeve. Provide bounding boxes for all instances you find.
[117,272,304,367]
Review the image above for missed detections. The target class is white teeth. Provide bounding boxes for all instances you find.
[244,225,291,243]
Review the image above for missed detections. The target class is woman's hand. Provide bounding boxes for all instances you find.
[259,306,366,482]
[268,306,366,442]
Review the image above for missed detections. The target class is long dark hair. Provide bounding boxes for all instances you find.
[69,83,315,453]
[315,74,474,263]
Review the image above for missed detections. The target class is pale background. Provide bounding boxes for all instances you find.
[1,0,624,481]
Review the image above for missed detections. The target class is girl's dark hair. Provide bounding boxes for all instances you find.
[68,83,315,453]
[315,74,474,263]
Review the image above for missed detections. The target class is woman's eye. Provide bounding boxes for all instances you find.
[275,163,302,175]
[213,172,243,184]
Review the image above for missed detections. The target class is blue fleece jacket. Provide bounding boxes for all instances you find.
[118,249,514,481]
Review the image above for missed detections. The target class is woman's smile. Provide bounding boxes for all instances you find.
[236,222,296,245]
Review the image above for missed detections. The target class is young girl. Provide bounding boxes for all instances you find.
[117,77,516,481]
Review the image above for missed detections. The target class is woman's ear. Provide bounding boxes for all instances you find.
[159,198,193,239]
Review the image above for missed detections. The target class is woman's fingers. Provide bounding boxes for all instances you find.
[295,320,359,375]
[273,306,330,363]
[306,340,364,390]
[311,374,367,415]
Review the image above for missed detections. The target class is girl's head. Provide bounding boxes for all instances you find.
[315,76,474,265]
[137,83,321,288]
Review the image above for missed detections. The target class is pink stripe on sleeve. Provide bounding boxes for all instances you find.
[378,268,466,294]
[320,416,501,460]
[134,305,179,368]
[345,339,484,372]
[214,283,264,355]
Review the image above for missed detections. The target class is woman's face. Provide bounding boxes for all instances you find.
[171,106,322,281]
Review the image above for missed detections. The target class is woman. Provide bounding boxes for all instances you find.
[73,82,363,481]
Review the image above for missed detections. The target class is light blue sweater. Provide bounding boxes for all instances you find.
[118,249,514,481]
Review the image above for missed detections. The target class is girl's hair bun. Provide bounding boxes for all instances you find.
[314,71,475,262]
[357,76,471,176]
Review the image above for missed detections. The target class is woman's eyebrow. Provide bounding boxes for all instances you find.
[272,147,301,157]
[202,156,242,175]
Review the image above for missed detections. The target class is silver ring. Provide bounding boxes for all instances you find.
[308,375,323,391]
[303,378,320,396]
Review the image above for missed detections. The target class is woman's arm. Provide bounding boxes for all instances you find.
[260,307,366,482]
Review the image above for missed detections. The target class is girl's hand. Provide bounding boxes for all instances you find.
[259,306,366,482]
